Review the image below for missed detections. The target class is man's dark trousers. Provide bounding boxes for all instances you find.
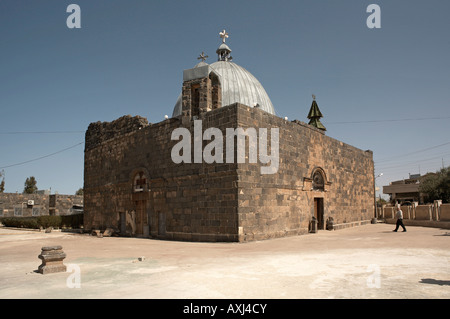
[394,218,406,232]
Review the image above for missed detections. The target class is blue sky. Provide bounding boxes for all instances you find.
[0,0,449,198]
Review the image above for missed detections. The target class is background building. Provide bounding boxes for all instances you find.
[383,173,437,204]
[0,193,83,218]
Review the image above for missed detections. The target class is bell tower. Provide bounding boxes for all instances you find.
[180,41,224,123]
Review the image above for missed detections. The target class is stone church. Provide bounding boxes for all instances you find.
[83,31,375,242]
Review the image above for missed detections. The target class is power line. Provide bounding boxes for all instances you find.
[0,131,84,135]
[0,142,84,169]
[375,141,450,163]
[327,116,450,125]
[375,153,450,171]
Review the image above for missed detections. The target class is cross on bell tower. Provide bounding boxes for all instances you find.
[217,29,232,61]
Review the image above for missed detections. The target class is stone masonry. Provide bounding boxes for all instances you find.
[235,104,374,241]
[83,103,374,242]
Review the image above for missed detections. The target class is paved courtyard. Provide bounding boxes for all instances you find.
[0,223,449,299]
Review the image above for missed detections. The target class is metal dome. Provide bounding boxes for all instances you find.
[172,60,275,117]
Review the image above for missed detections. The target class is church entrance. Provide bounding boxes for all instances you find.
[314,198,324,230]
[135,200,147,236]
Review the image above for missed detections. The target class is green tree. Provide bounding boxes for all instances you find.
[0,170,5,193]
[75,188,83,195]
[419,166,450,203]
[23,176,38,194]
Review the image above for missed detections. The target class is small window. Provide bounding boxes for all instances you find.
[134,172,147,192]
[14,207,23,216]
[191,84,200,117]
[32,207,40,216]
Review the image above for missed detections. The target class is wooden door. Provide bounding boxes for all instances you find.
[135,200,147,236]
[314,198,324,230]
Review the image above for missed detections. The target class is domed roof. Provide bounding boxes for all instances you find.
[212,60,274,113]
[172,31,275,117]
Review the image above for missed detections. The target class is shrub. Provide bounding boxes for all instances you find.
[0,214,83,229]
[0,217,39,229]
[37,215,62,228]
[22,218,39,229]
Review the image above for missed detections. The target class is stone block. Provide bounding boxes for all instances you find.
[91,229,103,237]
[103,228,114,237]
[38,246,67,275]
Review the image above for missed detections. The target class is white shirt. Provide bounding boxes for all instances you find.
[396,210,403,219]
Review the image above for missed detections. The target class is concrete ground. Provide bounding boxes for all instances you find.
[0,223,449,299]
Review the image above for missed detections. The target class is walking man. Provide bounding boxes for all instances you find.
[393,205,407,232]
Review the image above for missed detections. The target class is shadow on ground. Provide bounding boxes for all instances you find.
[419,278,450,286]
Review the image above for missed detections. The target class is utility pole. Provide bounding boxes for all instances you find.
[373,172,383,223]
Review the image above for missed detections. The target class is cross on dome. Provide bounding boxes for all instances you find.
[198,52,208,62]
[219,30,229,43]
[217,30,232,61]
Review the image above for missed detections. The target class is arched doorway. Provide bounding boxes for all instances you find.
[306,167,330,231]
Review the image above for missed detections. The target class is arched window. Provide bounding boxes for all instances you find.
[133,172,147,192]
[209,72,221,110]
[312,168,325,191]
[303,167,331,192]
